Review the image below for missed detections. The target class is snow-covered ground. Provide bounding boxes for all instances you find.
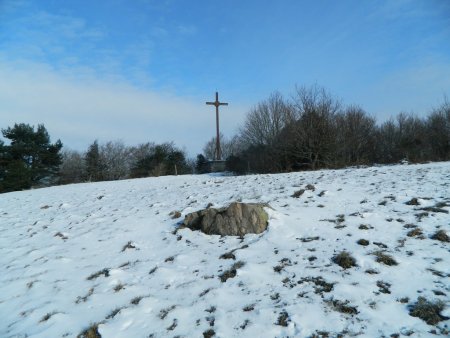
[1,162,449,337]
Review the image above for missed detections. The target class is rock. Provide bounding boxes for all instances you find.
[182,202,269,236]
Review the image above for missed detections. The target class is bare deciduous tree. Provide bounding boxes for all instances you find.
[59,149,85,184]
[240,91,294,148]
[284,85,341,169]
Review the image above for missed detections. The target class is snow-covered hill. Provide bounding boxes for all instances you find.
[1,162,449,337]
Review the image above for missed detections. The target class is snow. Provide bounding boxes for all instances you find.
[1,162,449,337]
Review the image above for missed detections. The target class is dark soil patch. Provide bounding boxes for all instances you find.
[365,269,379,274]
[409,297,448,325]
[305,184,315,191]
[332,251,357,269]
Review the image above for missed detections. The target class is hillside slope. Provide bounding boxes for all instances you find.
[1,162,449,337]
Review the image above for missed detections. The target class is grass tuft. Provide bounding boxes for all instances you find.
[409,297,448,325]
[219,261,245,282]
[373,251,398,266]
[430,230,450,242]
[332,251,357,269]
[77,324,101,338]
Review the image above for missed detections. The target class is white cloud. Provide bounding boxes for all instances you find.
[0,59,247,157]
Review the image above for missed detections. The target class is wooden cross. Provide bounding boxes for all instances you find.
[206,91,228,160]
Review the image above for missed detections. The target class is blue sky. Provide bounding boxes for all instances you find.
[0,0,449,155]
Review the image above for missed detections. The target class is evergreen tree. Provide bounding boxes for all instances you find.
[0,123,62,192]
[85,140,103,181]
[195,154,208,174]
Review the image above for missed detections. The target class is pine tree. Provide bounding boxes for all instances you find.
[85,140,104,181]
[0,123,62,192]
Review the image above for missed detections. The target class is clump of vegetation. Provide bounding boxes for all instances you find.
[169,211,181,219]
[220,251,236,260]
[298,276,334,294]
[357,239,370,246]
[332,251,357,269]
[39,312,56,322]
[219,261,245,282]
[305,184,315,191]
[326,299,358,315]
[407,228,424,238]
[130,296,143,305]
[276,310,290,327]
[121,241,136,252]
[359,224,373,230]
[373,251,398,266]
[430,230,450,242]
[77,324,101,338]
[243,304,255,312]
[113,283,125,292]
[291,189,305,198]
[409,297,448,325]
[106,308,121,319]
[87,268,110,280]
[376,280,391,294]
[273,257,292,273]
[159,305,176,320]
[405,198,420,206]
[203,328,215,338]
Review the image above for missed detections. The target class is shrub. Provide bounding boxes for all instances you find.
[332,251,357,269]
[409,297,448,325]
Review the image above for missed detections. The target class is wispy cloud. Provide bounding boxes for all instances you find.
[0,58,246,155]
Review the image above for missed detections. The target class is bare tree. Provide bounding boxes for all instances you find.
[59,149,85,184]
[99,140,132,180]
[335,105,377,165]
[284,85,341,169]
[203,133,243,160]
[240,91,294,148]
[427,99,450,160]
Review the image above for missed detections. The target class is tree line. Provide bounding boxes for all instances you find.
[216,85,449,174]
[1,84,449,193]
[0,123,192,193]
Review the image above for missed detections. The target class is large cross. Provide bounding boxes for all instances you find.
[206,91,228,160]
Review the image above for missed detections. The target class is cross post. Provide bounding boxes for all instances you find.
[206,92,228,160]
